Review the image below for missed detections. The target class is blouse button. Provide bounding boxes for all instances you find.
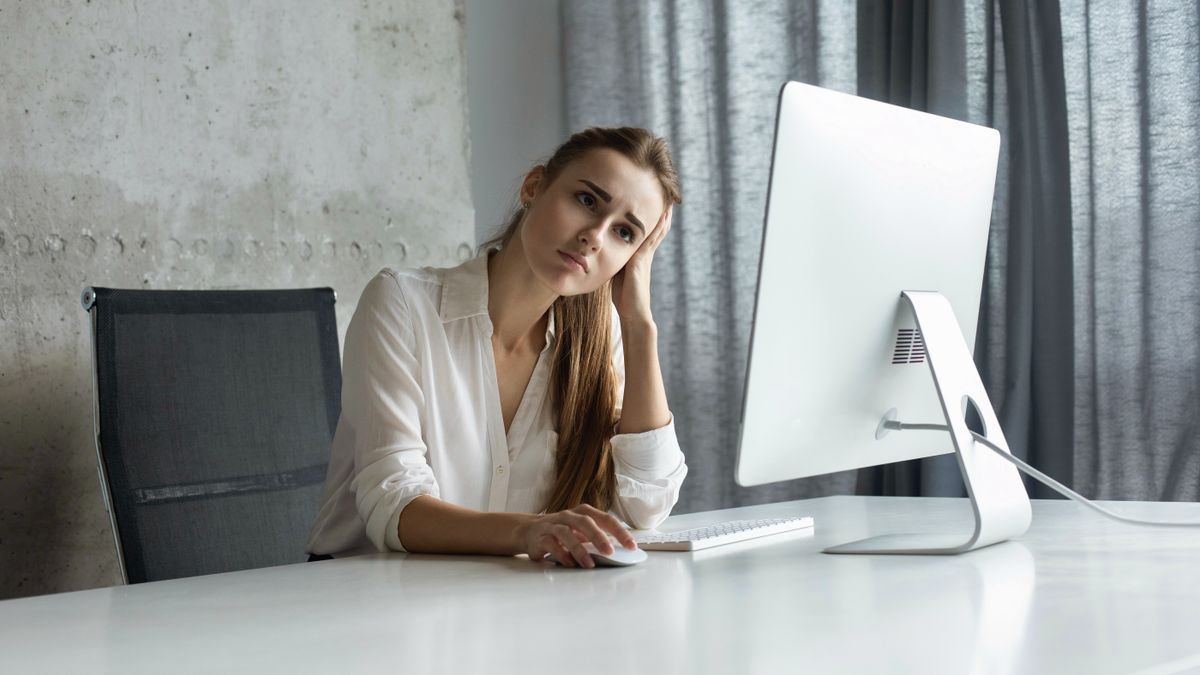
[496,466,505,475]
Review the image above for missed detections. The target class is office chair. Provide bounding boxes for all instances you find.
[82,286,341,583]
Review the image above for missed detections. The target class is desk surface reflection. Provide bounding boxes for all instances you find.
[2,496,1199,675]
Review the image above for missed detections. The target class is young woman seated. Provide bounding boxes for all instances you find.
[306,127,687,569]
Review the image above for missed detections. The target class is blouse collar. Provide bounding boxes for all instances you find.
[438,250,557,347]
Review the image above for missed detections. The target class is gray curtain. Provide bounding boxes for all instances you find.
[969,0,1200,501]
[1062,2,1200,500]
[561,0,1200,511]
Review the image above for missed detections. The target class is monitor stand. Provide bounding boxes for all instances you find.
[824,290,1032,555]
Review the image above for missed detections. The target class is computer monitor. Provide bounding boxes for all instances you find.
[735,82,1032,555]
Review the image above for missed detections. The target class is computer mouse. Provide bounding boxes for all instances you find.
[551,542,647,567]
[585,542,647,567]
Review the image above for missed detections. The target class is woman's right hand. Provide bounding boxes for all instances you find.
[519,504,639,569]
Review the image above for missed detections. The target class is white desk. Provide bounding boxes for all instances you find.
[3,496,1200,674]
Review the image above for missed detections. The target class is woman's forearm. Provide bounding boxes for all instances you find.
[397,495,534,555]
[616,319,672,434]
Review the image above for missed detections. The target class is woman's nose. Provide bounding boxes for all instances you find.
[579,221,606,250]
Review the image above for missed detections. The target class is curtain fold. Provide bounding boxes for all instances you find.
[990,0,1076,498]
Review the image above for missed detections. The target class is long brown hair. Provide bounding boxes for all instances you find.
[480,127,682,513]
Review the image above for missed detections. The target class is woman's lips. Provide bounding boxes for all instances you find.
[558,250,587,272]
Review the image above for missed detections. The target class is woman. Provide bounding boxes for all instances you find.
[306,127,687,569]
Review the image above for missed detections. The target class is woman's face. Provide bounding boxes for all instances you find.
[518,148,666,296]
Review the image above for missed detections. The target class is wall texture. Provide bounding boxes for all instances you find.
[464,0,564,244]
[0,0,474,598]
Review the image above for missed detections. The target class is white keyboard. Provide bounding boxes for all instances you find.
[634,516,814,551]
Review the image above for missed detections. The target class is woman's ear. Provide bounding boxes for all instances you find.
[519,166,546,204]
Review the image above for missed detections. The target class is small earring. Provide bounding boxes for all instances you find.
[521,202,530,209]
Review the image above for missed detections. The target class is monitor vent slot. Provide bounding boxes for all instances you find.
[891,328,926,364]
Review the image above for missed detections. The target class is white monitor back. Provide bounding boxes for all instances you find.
[735,82,1001,487]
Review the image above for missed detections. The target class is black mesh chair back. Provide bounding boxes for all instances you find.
[82,286,341,584]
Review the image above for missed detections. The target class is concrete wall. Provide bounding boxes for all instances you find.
[0,0,474,598]
[464,0,565,244]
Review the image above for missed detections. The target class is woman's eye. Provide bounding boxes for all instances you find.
[616,226,635,244]
[575,192,596,209]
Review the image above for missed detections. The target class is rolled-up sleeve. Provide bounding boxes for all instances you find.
[343,271,440,552]
[608,306,688,530]
[611,418,688,530]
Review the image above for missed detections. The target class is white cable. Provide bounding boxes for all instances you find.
[888,421,1200,528]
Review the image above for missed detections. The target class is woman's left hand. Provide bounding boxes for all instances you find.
[612,204,672,326]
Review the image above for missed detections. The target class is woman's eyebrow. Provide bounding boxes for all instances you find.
[579,179,646,234]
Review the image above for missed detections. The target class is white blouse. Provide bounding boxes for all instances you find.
[306,253,688,557]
